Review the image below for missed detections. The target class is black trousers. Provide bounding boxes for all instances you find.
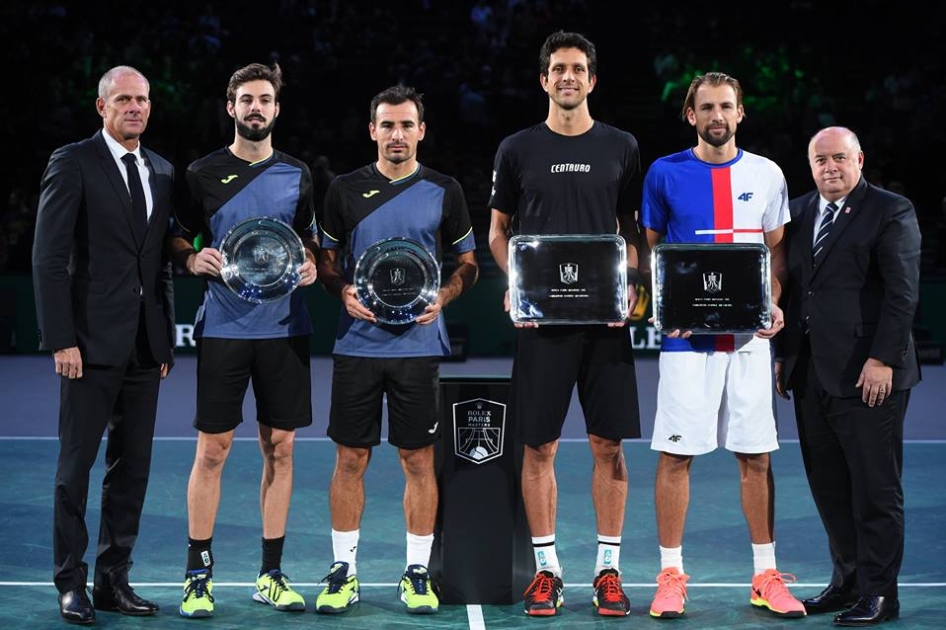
[52,310,161,592]
[793,340,908,598]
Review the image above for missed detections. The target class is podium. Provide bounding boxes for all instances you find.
[430,376,533,604]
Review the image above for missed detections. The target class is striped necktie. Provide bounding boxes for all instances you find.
[812,201,838,263]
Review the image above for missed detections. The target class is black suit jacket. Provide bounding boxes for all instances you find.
[33,130,175,366]
[780,176,921,398]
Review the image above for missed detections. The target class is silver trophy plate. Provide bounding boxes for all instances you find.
[508,234,628,324]
[219,217,305,303]
[354,237,440,325]
[652,243,771,333]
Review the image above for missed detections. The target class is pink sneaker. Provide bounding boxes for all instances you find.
[649,567,689,618]
[750,569,807,618]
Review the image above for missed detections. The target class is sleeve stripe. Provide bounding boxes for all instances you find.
[320,224,340,243]
[451,226,473,246]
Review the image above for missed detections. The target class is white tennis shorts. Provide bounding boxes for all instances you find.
[650,349,779,456]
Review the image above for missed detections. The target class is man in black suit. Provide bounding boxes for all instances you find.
[777,126,921,626]
[32,65,175,625]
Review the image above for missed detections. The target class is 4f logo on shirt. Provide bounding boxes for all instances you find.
[220,174,239,184]
[703,272,722,293]
[363,189,380,198]
[390,267,406,286]
[559,263,578,285]
[738,191,754,202]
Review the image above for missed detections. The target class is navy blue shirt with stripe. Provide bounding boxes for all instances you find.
[320,163,475,357]
[176,148,315,339]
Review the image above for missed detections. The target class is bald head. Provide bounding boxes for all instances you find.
[807,126,864,201]
[98,66,149,101]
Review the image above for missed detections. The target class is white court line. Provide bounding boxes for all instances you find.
[467,604,485,630]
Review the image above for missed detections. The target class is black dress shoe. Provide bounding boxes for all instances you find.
[834,596,899,626]
[92,582,159,616]
[59,588,95,625]
[804,585,859,614]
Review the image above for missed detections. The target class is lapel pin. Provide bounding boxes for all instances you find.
[845,207,851,214]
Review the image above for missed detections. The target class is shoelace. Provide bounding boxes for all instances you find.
[656,570,688,599]
[596,573,624,603]
[184,575,214,603]
[759,571,797,597]
[320,565,348,593]
[269,571,291,591]
[405,571,429,595]
[525,573,555,602]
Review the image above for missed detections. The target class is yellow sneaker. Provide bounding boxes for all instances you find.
[253,569,306,611]
[316,562,360,614]
[398,565,439,614]
[179,570,214,618]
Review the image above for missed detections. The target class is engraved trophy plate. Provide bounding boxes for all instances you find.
[354,237,440,325]
[508,234,628,324]
[651,243,771,333]
[220,217,306,303]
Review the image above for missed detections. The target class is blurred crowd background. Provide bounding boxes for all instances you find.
[2,0,945,279]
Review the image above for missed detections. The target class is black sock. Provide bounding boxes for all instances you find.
[260,536,285,575]
[187,537,213,574]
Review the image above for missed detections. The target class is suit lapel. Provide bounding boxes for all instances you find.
[141,149,159,232]
[797,194,818,282]
[94,131,145,250]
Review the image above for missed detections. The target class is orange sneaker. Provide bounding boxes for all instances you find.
[523,571,563,616]
[750,569,807,618]
[592,569,630,616]
[649,567,689,618]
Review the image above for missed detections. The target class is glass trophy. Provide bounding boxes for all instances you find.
[219,217,305,303]
[354,237,440,325]
[508,234,628,324]
[651,243,771,333]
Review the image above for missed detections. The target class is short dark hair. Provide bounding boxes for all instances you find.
[227,62,283,103]
[370,85,425,123]
[681,72,744,120]
[539,31,597,78]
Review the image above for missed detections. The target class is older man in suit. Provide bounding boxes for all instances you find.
[32,65,175,625]
[776,126,921,627]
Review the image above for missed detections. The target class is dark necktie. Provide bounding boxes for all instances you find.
[812,201,837,263]
[121,153,148,240]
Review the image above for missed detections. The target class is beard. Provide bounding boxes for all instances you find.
[236,117,275,142]
[697,124,734,148]
[383,144,412,164]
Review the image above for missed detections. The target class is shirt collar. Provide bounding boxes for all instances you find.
[102,130,142,163]
[818,195,846,214]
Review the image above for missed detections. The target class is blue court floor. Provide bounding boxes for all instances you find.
[1,356,944,629]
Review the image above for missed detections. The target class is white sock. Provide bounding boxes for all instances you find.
[406,532,434,569]
[659,545,684,572]
[595,534,621,576]
[532,534,562,578]
[752,542,777,575]
[332,528,359,576]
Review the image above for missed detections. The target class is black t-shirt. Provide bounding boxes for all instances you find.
[489,121,641,235]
